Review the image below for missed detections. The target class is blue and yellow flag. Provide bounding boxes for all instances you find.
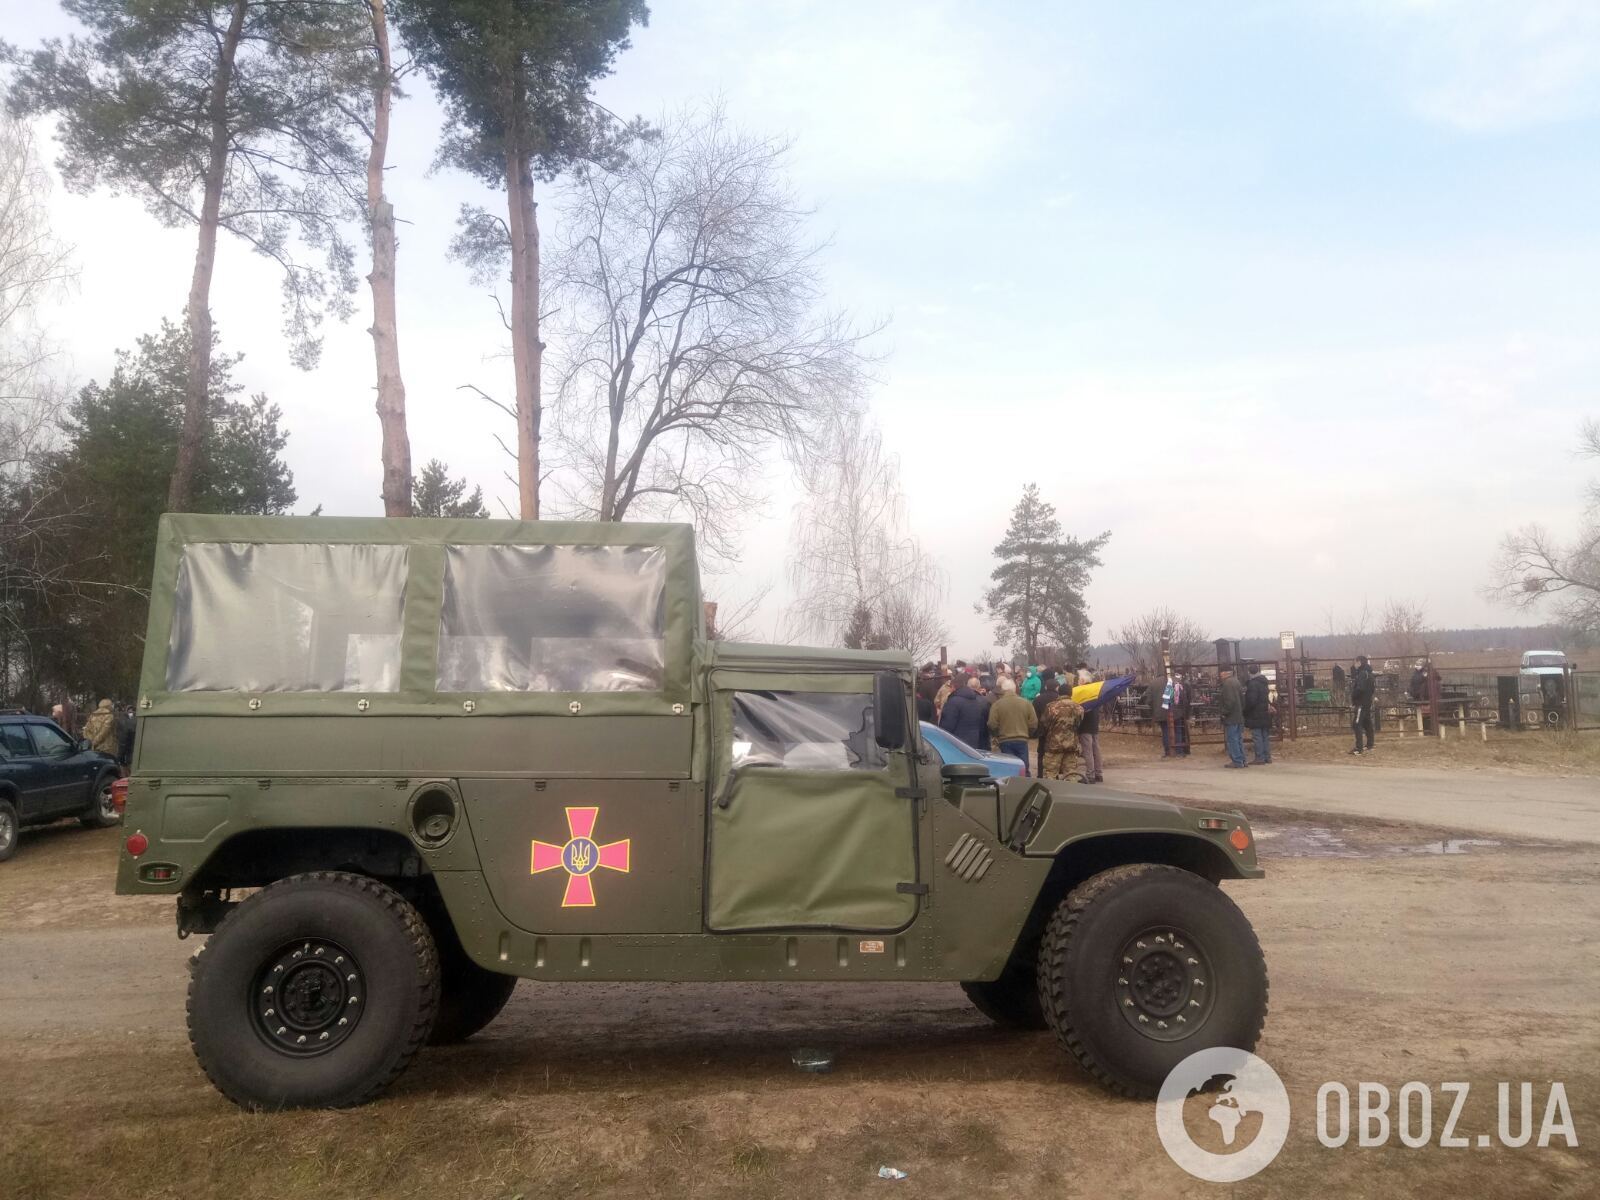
[1070,674,1135,712]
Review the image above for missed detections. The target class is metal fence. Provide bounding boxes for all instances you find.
[1107,657,1598,743]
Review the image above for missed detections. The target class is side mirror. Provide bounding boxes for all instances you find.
[874,670,907,750]
[77,738,93,753]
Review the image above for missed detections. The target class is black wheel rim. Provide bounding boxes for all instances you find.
[1115,926,1214,1042]
[98,782,117,820]
[251,940,364,1056]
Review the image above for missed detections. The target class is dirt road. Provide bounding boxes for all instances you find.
[1109,756,1600,843]
[4,804,1597,1199]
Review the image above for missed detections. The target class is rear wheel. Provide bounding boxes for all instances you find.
[187,872,439,1109]
[961,959,1046,1030]
[0,799,18,863]
[79,772,121,828]
[1036,864,1267,1098]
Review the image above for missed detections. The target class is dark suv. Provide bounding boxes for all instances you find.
[0,713,122,862]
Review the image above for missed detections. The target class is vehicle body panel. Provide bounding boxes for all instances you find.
[119,515,1261,984]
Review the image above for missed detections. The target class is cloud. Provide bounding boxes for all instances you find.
[1363,0,1600,131]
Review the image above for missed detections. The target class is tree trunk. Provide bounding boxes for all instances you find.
[168,0,248,513]
[504,131,540,519]
[366,0,410,517]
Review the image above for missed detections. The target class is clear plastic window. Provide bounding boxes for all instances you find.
[165,543,408,692]
[729,691,885,772]
[437,544,667,693]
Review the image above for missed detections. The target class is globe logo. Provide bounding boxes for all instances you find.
[1156,1047,1290,1182]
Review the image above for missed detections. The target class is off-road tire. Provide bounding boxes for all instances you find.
[79,771,121,828]
[187,871,439,1110]
[427,912,517,1045]
[961,960,1046,1030]
[1036,864,1267,1098]
[0,798,18,862]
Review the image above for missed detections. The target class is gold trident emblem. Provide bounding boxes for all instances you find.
[568,841,592,872]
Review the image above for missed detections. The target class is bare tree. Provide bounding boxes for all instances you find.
[788,408,945,660]
[1488,420,1600,638]
[0,113,75,697]
[1380,597,1430,659]
[1113,608,1209,677]
[542,104,873,560]
[1323,600,1373,643]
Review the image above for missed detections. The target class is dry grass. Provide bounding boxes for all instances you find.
[1098,727,1600,776]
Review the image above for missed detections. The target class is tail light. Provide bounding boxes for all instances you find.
[125,831,149,857]
[111,778,129,814]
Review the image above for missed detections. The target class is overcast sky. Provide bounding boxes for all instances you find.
[11,0,1600,655]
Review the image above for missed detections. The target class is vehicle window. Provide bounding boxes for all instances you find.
[27,723,73,756]
[729,691,885,773]
[0,723,33,756]
[166,543,408,692]
[1524,655,1565,670]
[438,544,667,692]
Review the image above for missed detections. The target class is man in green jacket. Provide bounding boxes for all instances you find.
[988,677,1039,772]
[1219,668,1247,768]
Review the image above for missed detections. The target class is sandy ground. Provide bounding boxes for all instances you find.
[1104,756,1600,843]
[3,799,1599,1198]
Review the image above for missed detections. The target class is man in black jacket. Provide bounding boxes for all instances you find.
[1350,655,1376,754]
[1243,663,1273,764]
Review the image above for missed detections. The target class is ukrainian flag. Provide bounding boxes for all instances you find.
[1071,675,1135,712]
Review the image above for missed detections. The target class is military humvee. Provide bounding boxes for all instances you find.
[118,515,1267,1110]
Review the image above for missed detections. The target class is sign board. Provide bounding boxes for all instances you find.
[1306,689,1331,703]
[1279,630,1296,651]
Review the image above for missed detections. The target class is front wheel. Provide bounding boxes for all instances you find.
[187,872,439,1110]
[0,798,18,862]
[1036,864,1268,1098]
[80,772,121,828]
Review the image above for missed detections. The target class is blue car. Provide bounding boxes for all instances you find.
[919,721,1027,778]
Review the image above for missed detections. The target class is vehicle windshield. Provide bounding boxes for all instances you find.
[1523,654,1566,669]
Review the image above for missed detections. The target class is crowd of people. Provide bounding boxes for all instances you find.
[915,661,1106,783]
[33,697,136,768]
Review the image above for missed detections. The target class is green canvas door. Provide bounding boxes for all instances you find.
[705,679,919,932]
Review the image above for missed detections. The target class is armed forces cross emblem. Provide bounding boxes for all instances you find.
[530,806,631,907]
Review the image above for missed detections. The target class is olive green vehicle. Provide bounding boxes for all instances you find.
[117,514,1268,1110]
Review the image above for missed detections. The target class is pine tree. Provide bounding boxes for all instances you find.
[412,459,488,518]
[19,320,297,700]
[983,484,1109,661]
[392,0,649,518]
[842,602,873,650]
[8,0,371,511]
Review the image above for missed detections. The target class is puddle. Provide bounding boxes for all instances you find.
[1400,838,1502,855]
[1254,822,1510,859]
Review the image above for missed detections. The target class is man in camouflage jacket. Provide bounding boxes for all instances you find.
[1038,691,1086,781]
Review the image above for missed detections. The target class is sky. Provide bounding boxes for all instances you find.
[8,0,1600,656]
